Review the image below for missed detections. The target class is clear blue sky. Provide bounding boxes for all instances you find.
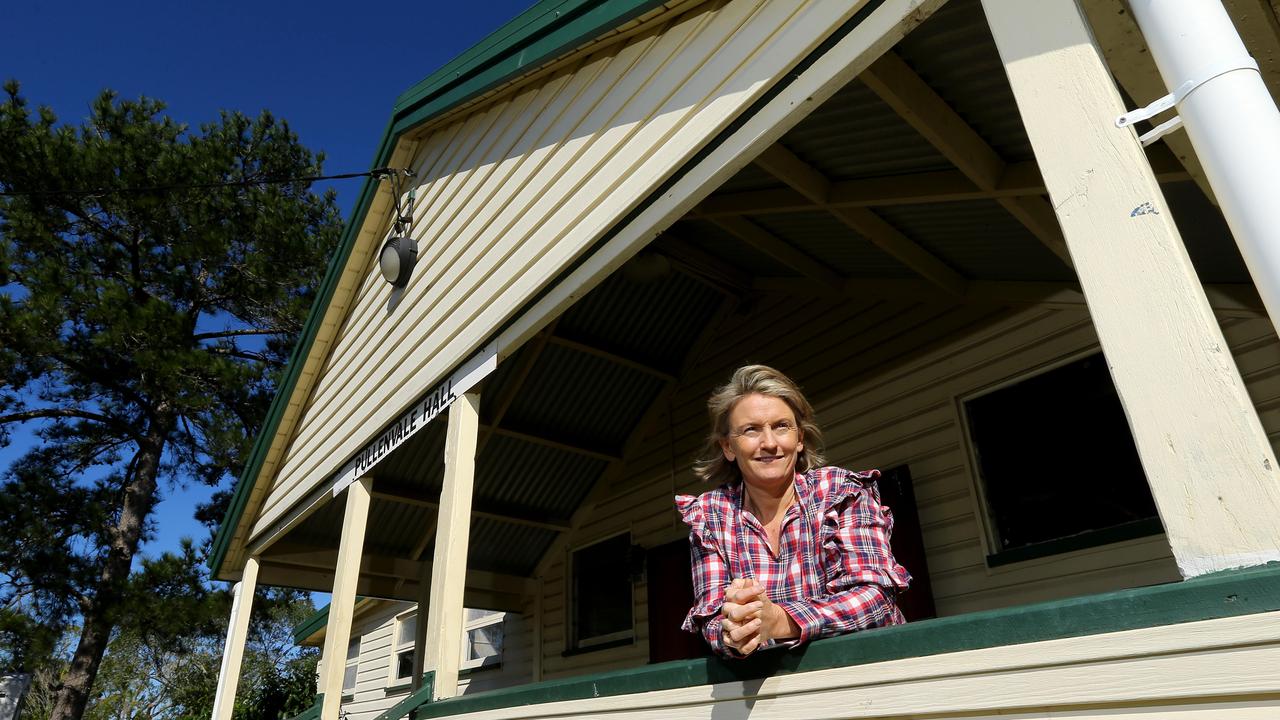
[1,0,534,561]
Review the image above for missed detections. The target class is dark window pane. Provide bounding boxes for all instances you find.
[396,650,413,680]
[573,533,633,644]
[965,353,1159,550]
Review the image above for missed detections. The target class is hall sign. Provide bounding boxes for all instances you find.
[331,342,498,496]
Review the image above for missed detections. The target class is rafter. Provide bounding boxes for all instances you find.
[479,424,621,464]
[475,321,557,456]
[750,141,967,296]
[709,215,843,292]
[370,483,571,534]
[860,50,1072,265]
[545,335,677,383]
[651,233,753,296]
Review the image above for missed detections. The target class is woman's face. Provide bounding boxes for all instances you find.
[719,393,804,491]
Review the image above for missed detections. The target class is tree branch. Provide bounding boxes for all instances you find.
[191,328,279,342]
[203,346,277,365]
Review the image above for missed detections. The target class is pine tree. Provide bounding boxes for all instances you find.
[0,81,342,720]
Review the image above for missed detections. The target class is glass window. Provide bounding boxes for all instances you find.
[390,610,416,683]
[342,638,360,692]
[571,532,634,649]
[460,611,505,670]
[964,352,1162,560]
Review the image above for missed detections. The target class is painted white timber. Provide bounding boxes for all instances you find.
[320,477,373,720]
[412,559,429,692]
[980,0,1280,577]
[210,555,258,720]
[429,610,1280,719]
[1127,0,1280,337]
[424,393,480,699]
[251,0,922,542]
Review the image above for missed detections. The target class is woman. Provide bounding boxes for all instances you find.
[676,365,911,657]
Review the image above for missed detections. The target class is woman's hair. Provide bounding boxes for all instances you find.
[692,364,825,485]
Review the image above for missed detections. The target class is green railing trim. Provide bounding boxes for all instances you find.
[387,564,1280,719]
[207,0,669,576]
[373,673,436,720]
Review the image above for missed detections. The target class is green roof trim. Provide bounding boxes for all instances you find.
[208,0,669,576]
[379,564,1280,719]
[292,604,330,646]
[372,674,435,720]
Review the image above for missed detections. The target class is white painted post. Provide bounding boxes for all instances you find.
[1127,0,1280,335]
[211,556,259,720]
[981,0,1280,577]
[319,476,373,720]
[423,393,480,699]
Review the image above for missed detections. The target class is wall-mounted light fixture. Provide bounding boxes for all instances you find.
[379,235,418,287]
[373,167,418,288]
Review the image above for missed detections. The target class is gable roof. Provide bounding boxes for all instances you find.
[209,0,671,577]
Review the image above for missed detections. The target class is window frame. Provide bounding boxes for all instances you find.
[460,610,506,671]
[342,637,361,695]
[385,607,418,688]
[957,349,1164,568]
[566,529,636,653]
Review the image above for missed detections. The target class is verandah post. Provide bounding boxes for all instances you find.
[981,0,1280,577]
[319,476,373,719]
[211,555,259,720]
[424,392,480,699]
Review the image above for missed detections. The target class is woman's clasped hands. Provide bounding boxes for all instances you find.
[720,577,796,656]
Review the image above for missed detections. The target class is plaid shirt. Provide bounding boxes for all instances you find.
[676,467,911,657]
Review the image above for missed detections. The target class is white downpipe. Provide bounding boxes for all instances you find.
[1128,0,1280,330]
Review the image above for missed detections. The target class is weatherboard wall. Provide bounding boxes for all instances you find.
[530,301,1280,678]
[250,0,889,542]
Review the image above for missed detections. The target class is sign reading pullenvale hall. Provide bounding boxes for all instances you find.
[331,342,498,496]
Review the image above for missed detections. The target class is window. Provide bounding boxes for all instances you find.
[963,352,1162,564]
[342,638,360,693]
[390,610,417,683]
[570,532,634,650]
[461,609,505,670]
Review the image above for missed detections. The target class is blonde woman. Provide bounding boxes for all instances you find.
[675,365,911,657]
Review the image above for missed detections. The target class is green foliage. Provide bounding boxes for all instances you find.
[0,80,341,718]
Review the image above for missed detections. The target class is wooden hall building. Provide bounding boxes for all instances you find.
[208,1,1280,718]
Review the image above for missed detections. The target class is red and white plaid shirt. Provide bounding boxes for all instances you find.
[675,467,911,657]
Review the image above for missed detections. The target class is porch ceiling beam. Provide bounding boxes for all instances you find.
[752,276,1264,317]
[370,483,571,534]
[545,335,677,383]
[860,50,1073,266]
[695,154,1191,218]
[262,542,534,593]
[476,321,557,457]
[751,142,968,297]
[709,215,844,292]
[479,424,621,464]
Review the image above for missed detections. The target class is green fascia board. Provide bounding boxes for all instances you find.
[392,564,1280,718]
[292,604,330,646]
[372,673,435,720]
[283,696,322,720]
[207,0,669,576]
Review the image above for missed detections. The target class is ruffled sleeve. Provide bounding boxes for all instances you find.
[818,469,913,592]
[674,491,733,655]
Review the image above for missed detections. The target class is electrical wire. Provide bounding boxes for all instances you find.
[0,167,414,198]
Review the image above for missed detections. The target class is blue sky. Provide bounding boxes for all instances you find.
[1,0,534,561]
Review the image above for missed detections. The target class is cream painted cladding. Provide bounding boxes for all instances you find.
[251,0,890,539]
[316,604,533,720]
[532,299,1280,677]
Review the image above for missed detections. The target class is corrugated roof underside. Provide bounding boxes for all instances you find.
[503,343,667,451]
[782,81,953,181]
[676,219,802,277]
[750,212,918,278]
[874,200,1074,281]
[894,0,1034,163]
[1163,181,1249,284]
[556,270,722,370]
[466,518,558,576]
[475,433,607,520]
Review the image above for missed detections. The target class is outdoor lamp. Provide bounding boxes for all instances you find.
[379,236,417,287]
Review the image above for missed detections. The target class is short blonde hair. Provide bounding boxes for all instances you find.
[692,365,825,486]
